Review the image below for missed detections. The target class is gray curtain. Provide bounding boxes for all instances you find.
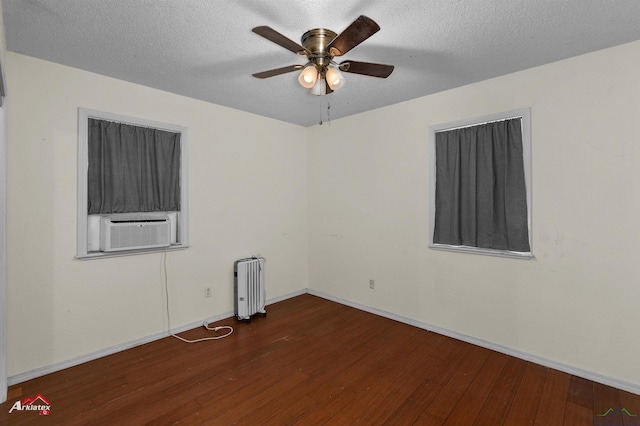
[88,118,181,214]
[433,118,530,252]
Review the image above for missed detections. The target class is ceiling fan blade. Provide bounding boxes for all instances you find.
[327,15,380,56]
[339,61,394,78]
[252,26,310,56]
[252,65,303,79]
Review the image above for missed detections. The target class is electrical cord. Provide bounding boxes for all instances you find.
[162,251,234,343]
[170,323,234,343]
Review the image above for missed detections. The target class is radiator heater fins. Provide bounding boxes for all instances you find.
[234,257,266,321]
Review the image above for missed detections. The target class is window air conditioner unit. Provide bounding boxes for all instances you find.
[100,213,171,252]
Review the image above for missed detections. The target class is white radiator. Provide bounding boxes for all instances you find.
[234,257,266,321]
[100,213,171,252]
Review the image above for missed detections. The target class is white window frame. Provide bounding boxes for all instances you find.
[428,107,533,259]
[76,108,189,259]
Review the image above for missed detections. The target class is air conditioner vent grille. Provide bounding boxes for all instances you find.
[100,214,171,252]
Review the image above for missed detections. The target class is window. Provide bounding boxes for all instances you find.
[429,108,532,259]
[77,108,188,258]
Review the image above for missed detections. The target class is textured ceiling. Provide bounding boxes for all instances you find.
[3,0,640,127]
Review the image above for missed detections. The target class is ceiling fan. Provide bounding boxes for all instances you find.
[252,15,394,96]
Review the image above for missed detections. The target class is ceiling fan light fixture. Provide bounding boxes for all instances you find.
[325,65,345,91]
[298,65,318,89]
[252,16,393,97]
[310,77,326,96]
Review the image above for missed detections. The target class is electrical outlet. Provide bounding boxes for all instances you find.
[369,279,375,289]
[204,287,212,298]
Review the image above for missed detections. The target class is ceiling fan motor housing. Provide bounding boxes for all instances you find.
[301,28,337,69]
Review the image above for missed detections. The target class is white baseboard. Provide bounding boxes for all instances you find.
[265,288,307,305]
[7,314,232,386]
[8,289,306,386]
[306,289,640,396]
[9,287,640,397]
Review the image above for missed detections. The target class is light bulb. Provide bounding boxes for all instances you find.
[298,65,318,89]
[325,66,345,90]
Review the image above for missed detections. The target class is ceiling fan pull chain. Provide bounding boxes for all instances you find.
[318,101,331,126]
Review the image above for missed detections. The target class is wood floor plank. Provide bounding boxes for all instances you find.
[471,356,528,425]
[323,329,441,424]
[564,401,594,426]
[567,375,594,409]
[618,390,640,426]
[502,362,548,425]
[301,322,402,404]
[190,370,311,425]
[368,333,452,424]
[1,294,639,425]
[534,367,570,425]
[145,400,202,426]
[443,351,510,425]
[382,380,445,425]
[592,382,622,419]
[418,344,491,423]
[299,325,421,423]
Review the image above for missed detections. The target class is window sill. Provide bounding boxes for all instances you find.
[76,244,189,260]
[429,244,534,260]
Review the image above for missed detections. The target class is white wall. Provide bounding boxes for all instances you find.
[6,53,308,377]
[7,39,640,390]
[308,41,640,387]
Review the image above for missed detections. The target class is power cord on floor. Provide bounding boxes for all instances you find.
[162,251,234,343]
[170,323,234,343]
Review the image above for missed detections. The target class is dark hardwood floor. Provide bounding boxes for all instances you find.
[1,294,639,425]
